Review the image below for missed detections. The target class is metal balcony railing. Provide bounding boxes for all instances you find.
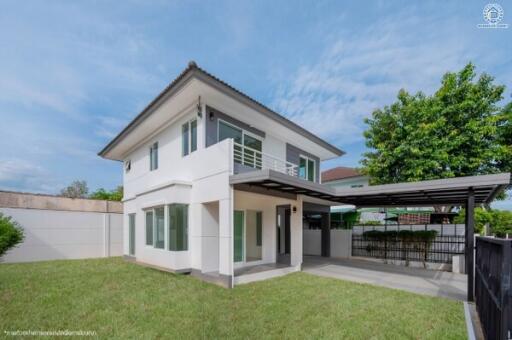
[233,142,298,177]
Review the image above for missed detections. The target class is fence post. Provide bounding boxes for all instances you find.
[501,240,511,340]
[465,188,475,302]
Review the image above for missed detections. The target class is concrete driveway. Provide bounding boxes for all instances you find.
[302,256,467,301]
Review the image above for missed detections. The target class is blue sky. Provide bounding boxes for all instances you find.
[0,1,510,208]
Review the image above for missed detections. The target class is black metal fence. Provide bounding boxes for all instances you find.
[475,237,511,340]
[352,224,465,264]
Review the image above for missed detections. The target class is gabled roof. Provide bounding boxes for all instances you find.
[322,166,366,183]
[98,61,344,158]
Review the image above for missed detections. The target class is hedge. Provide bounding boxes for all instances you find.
[0,213,24,257]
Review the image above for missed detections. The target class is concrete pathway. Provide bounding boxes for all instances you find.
[302,256,467,301]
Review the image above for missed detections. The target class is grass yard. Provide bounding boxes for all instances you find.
[0,258,466,339]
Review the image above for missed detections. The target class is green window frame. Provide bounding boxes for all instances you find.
[168,204,188,251]
[150,142,158,171]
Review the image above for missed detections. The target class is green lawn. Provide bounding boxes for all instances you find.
[0,258,466,339]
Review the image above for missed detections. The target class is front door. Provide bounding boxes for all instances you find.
[276,205,291,265]
[234,210,245,262]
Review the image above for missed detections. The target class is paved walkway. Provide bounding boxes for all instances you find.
[302,256,467,301]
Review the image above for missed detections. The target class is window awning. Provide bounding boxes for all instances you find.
[230,169,511,207]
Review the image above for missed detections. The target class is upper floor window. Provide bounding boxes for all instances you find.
[182,119,197,156]
[218,120,262,168]
[150,142,158,171]
[299,155,315,182]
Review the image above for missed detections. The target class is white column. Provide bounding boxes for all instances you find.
[290,196,303,268]
[189,203,203,270]
[218,196,233,276]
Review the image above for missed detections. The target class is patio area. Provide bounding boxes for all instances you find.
[302,256,467,301]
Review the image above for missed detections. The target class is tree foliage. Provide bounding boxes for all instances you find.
[454,208,512,237]
[89,186,123,201]
[60,180,89,199]
[0,213,24,257]
[60,180,123,201]
[361,63,510,187]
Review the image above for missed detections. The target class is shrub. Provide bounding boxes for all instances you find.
[0,213,24,257]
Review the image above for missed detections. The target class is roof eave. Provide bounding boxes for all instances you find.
[98,62,345,160]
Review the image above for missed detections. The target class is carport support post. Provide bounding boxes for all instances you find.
[465,188,475,302]
[321,212,330,257]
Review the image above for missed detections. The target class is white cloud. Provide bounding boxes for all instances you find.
[0,159,60,193]
[95,116,130,139]
[271,7,474,148]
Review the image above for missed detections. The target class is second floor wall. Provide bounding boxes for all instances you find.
[121,80,330,198]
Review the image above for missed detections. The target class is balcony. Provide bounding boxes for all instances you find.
[233,142,298,177]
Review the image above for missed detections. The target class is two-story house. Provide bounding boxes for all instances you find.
[99,61,344,287]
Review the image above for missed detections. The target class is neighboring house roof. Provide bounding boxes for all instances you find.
[322,167,366,183]
[98,61,344,158]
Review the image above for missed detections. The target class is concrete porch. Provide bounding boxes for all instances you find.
[302,256,467,300]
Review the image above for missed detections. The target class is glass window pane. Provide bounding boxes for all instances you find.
[190,120,197,153]
[256,211,262,246]
[150,146,154,170]
[307,159,315,182]
[299,157,307,179]
[243,134,262,168]
[169,204,188,251]
[145,211,153,246]
[234,210,244,262]
[150,143,158,170]
[218,121,242,144]
[129,214,136,256]
[182,123,189,156]
[154,207,165,249]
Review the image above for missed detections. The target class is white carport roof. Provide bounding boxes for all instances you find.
[230,170,511,207]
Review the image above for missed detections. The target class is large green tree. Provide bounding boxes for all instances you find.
[361,63,510,185]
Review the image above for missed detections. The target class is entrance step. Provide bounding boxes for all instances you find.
[234,265,299,285]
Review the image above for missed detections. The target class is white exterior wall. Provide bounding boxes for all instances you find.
[0,207,123,263]
[302,229,352,258]
[303,229,322,256]
[123,137,233,273]
[330,230,352,258]
[117,79,326,277]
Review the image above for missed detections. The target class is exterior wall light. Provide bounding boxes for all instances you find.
[293,206,297,213]
[209,111,215,121]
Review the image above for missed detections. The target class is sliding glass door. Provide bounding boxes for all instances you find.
[234,210,245,262]
[234,210,263,263]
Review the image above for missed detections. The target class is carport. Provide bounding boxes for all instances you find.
[231,170,511,301]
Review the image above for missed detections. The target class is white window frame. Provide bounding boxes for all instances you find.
[299,155,316,182]
[182,118,197,157]
[144,205,166,250]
